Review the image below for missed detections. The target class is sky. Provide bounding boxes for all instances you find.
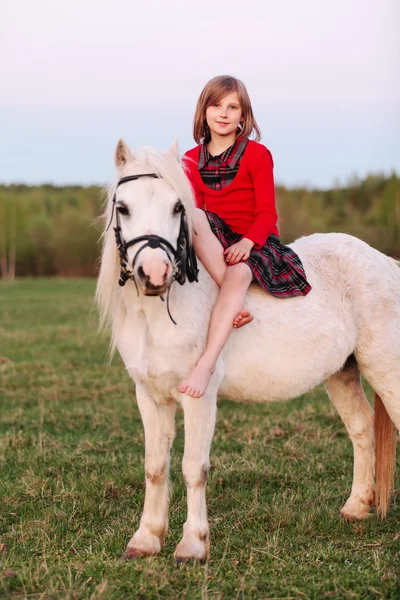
[0,0,399,188]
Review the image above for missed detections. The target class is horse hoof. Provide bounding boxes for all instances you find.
[340,509,373,521]
[175,556,190,565]
[340,494,374,520]
[340,503,373,521]
[175,555,206,565]
[121,547,150,560]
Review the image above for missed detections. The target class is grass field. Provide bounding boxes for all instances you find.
[0,279,399,599]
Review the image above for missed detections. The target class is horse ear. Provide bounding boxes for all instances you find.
[167,137,180,161]
[115,139,131,168]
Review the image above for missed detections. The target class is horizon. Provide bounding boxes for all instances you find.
[0,166,398,193]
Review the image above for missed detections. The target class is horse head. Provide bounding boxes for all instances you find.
[106,138,198,297]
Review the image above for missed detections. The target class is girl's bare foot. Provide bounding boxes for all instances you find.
[233,309,254,328]
[178,362,214,398]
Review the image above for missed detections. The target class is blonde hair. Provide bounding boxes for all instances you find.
[193,75,261,144]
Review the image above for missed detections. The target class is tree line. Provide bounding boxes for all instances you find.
[0,172,398,280]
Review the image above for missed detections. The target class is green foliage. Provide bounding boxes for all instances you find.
[0,172,399,279]
[0,279,399,598]
[277,172,399,256]
[0,186,103,278]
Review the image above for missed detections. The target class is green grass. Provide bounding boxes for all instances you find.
[0,278,399,599]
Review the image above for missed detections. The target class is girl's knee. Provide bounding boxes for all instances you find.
[224,263,252,285]
[193,208,209,232]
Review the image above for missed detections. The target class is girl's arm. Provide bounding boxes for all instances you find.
[244,149,277,247]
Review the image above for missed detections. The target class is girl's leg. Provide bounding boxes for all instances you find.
[179,262,253,398]
[193,209,253,327]
[192,208,226,286]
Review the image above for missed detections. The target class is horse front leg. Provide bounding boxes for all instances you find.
[122,382,176,559]
[175,390,217,562]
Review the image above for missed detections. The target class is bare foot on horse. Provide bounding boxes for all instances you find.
[178,363,214,398]
[233,309,254,328]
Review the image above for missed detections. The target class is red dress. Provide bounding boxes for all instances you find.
[183,139,311,298]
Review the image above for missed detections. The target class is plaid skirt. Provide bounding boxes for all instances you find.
[205,211,312,298]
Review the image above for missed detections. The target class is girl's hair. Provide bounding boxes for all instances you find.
[193,75,262,144]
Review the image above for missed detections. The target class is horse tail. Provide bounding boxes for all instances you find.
[375,393,397,518]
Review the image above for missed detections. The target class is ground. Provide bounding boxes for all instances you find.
[0,279,399,599]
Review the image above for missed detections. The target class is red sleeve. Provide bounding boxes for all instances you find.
[244,149,277,247]
[182,153,204,209]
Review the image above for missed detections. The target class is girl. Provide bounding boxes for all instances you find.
[179,75,311,398]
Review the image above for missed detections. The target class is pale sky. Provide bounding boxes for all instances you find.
[0,0,399,188]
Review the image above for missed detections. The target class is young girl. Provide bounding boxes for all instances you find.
[179,75,311,399]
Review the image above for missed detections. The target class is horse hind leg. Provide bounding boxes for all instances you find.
[324,355,375,519]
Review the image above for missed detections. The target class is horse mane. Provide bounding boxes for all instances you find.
[95,146,197,357]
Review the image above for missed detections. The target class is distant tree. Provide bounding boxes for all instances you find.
[0,173,398,279]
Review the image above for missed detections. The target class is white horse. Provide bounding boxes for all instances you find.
[96,139,400,562]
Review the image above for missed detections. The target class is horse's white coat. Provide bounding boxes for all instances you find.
[97,141,400,561]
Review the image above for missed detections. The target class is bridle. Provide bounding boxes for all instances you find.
[106,173,198,324]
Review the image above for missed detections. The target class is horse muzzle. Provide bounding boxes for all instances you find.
[134,255,173,296]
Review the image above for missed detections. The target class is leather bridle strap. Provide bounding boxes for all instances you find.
[106,173,159,232]
[127,234,177,256]
[129,235,176,286]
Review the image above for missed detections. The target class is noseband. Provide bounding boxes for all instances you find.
[106,173,198,324]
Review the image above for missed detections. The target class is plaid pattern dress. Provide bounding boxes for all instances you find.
[205,211,311,298]
[199,141,312,298]
[198,136,248,190]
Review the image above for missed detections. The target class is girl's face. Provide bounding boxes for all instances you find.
[205,91,243,141]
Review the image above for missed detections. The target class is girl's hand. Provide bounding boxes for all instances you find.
[224,238,254,264]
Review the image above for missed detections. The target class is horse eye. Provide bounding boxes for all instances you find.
[117,205,129,216]
[173,201,183,214]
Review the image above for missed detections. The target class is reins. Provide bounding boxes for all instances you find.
[106,173,198,324]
